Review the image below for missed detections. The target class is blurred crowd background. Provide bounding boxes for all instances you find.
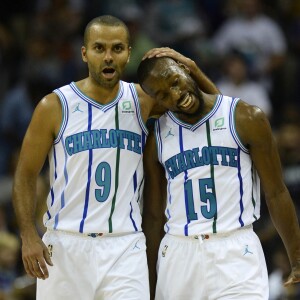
[0,0,299,299]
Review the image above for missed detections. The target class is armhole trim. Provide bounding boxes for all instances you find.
[53,89,69,144]
[129,83,148,136]
[154,120,162,163]
[229,97,249,154]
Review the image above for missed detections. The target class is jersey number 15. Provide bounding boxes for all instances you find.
[185,178,217,220]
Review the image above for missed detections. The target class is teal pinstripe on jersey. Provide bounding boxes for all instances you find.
[155,95,260,236]
[44,81,147,234]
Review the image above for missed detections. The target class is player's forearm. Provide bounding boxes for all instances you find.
[143,215,164,300]
[12,173,38,237]
[266,187,300,267]
[187,60,220,94]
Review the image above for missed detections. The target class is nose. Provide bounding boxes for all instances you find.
[104,50,113,64]
[170,85,181,96]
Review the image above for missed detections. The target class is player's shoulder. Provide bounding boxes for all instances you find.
[235,99,271,147]
[235,99,267,124]
[133,83,157,120]
[27,92,62,137]
[38,92,61,113]
[33,92,62,129]
[134,83,154,103]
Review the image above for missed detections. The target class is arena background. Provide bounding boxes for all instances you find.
[0,0,299,299]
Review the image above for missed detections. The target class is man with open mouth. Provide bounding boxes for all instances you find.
[12,15,219,300]
[138,48,300,300]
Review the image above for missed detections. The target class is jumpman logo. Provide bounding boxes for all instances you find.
[73,103,83,113]
[133,240,140,250]
[243,245,253,256]
[165,128,175,138]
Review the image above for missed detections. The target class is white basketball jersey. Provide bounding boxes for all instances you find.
[155,95,261,236]
[44,81,148,234]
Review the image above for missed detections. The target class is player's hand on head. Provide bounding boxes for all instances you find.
[142,47,184,61]
[22,235,53,280]
[142,47,193,69]
[142,47,172,59]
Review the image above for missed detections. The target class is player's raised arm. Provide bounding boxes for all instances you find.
[235,100,300,286]
[142,47,220,95]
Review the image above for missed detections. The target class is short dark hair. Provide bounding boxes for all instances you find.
[137,57,164,89]
[83,15,131,46]
[137,56,176,89]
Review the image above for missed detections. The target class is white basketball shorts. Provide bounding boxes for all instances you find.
[155,226,269,300]
[37,230,149,300]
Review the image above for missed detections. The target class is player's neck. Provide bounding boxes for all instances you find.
[75,78,120,105]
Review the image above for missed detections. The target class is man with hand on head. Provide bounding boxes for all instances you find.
[12,15,218,300]
[138,48,300,300]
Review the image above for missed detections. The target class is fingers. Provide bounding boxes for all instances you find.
[142,47,193,70]
[284,277,294,287]
[284,274,300,286]
[22,245,53,280]
[21,235,53,280]
[23,256,50,280]
[23,258,35,278]
[142,47,177,60]
[36,258,49,279]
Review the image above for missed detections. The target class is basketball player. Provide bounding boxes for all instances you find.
[137,49,300,300]
[12,16,219,300]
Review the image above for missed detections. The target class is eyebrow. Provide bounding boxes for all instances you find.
[92,41,126,47]
[160,69,171,78]
[160,65,179,78]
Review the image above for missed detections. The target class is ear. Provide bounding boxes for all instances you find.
[177,62,190,74]
[127,46,132,63]
[81,46,87,63]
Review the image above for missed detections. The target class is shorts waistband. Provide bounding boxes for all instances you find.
[169,224,253,242]
[46,228,140,238]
